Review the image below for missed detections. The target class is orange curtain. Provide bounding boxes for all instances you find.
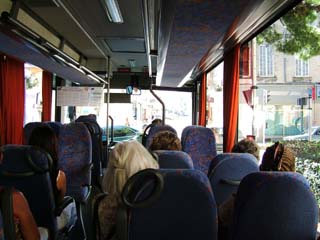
[42,71,52,122]
[198,73,207,126]
[240,44,250,76]
[223,45,240,152]
[0,54,25,145]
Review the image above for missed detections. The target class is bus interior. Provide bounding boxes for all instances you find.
[1,0,320,239]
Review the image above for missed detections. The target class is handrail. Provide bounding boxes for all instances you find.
[108,115,114,143]
[149,85,165,125]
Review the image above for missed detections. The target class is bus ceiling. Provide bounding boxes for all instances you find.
[0,0,300,87]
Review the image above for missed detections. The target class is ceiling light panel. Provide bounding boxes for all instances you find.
[104,38,145,53]
[102,0,123,23]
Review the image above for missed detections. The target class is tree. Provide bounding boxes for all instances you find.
[257,0,320,60]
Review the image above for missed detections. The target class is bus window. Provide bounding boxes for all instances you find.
[24,63,42,124]
[238,1,320,206]
[207,62,224,146]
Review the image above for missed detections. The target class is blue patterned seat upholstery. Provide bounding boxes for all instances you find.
[181,126,217,174]
[145,124,177,149]
[120,169,217,240]
[208,153,236,175]
[153,150,194,169]
[58,122,92,202]
[208,153,259,206]
[231,172,318,240]
[0,145,58,238]
[76,115,104,188]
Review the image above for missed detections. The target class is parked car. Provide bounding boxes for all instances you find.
[102,125,141,143]
[283,126,320,141]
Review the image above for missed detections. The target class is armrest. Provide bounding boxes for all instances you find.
[54,196,75,216]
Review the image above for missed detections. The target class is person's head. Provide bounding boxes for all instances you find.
[231,138,260,161]
[28,125,58,163]
[149,131,182,151]
[260,142,295,172]
[151,118,162,125]
[103,140,159,198]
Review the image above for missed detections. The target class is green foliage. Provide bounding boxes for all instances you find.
[283,140,320,204]
[257,0,320,59]
[25,75,39,89]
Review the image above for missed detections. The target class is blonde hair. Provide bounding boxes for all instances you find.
[102,140,159,198]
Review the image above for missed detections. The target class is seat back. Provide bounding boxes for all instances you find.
[23,122,47,144]
[208,153,259,206]
[153,150,194,169]
[120,169,217,240]
[145,124,177,149]
[24,121,62,144]
[208,153,235,175]
[0,145,57,237]
[58,122,92,202]
[181,126,217,174]
[76,115,104,188]
[45,121,62,136]
[231,172,318,240]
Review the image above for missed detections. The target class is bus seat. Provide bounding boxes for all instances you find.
[145,124,177,149]
[0,145,74,239]
[24,121,62,145]
[76,115,104,190]
[181,126,217,174]
[208,153,238,175]
[45,121,63,136]
[231,172,318,240]
[208,153,259,206]
[58,122,92,239]
[118,169,217,240]
[153,150,194,169]
[23,122,47,144]
[58,122,92,202]
[76,114,97,123]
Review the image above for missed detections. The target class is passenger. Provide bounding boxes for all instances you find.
[142,118,163,146]
[218,141,295,240]
[0,150,40,240]
[98,140,159,240]
[28,126,66,204]
[149,130,182,151]
[231,138,260,161]
[12,190,41,240]
[260,141,295,171]
[28,125,76,230]
[151,118,162,125]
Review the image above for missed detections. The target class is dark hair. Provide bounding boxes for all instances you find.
[231,138,260,160]
[149,131,182,151]
[28,125,58,164]
[151,118,162,125]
